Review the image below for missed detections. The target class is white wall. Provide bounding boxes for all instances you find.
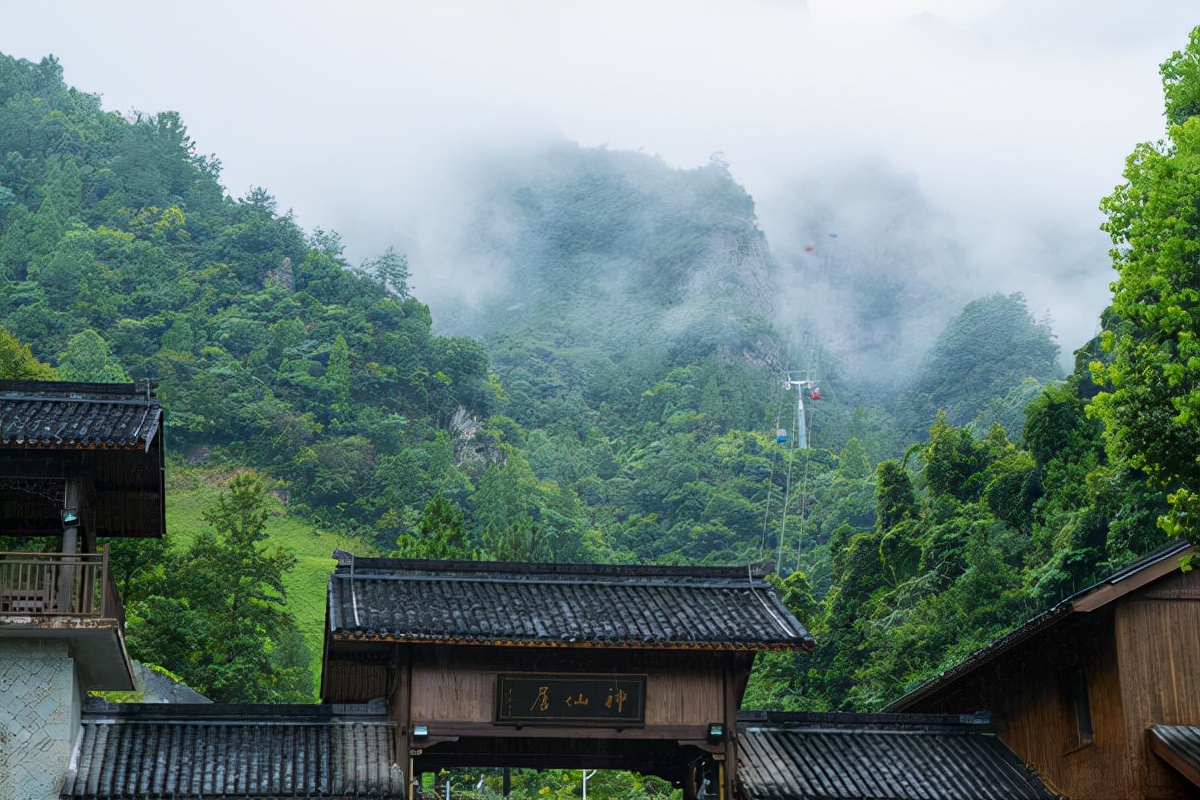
[0,640,78,800]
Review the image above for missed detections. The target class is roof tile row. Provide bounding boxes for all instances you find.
[737,714,1058,800]
[1,381,161,451]
[62,704,404,799]
[328,558,811,650]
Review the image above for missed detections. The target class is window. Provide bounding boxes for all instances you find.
[1065,667,1093,747]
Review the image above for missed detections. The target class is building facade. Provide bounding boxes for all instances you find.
[888,542,1200,800]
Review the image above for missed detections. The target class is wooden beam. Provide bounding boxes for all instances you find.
[1073,552,1191,612]
[1149,729,1200,789]
[58,478,81,612]
[413,736,687,779]
[391,649,413,800]
[415,721,714,742]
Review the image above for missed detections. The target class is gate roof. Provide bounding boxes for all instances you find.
[327,555,813,651]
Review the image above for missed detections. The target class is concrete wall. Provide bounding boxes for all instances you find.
[0,640,79,800]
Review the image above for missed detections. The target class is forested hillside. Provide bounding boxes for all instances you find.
[2,31,1192,713]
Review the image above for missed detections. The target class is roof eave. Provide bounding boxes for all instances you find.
[329,632,811,651]
[886,542,1194,712]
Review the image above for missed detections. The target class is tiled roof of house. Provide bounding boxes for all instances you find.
[736,712,1058,800]
[327,556,813,650]
[61,702,404,799]
[886,540,1193,712]
[0,380,162,451]
[1149,724,1200,789]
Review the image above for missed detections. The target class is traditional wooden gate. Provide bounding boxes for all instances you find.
[320,556,812,800]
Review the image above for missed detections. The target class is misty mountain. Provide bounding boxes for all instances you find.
[448,144,776,354]
[897,292,1063,440]
[762,162,979,391]
[427,143,1062,447]
[430,143,787,431]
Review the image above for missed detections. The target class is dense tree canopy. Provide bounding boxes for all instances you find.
[0,326,57,379]
[1094,27,1200,555]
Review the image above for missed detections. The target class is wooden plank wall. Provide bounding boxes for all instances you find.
[323,659,389,702]
[918,612,1133,799]
[1115,568,1200,800]
[990,617,1132,800]
[412,663,491,721]
[409,649,724,725]
[647,662,723,725]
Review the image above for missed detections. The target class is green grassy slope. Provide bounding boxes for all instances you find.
[164,465,378,696]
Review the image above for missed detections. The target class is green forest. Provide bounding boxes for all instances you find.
[2,26,1199,724]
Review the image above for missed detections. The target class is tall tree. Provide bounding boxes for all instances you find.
[361,245,410,299]
[326,332,352,420]
[393,492,476,560]
[57,329,130,382]
[1094,26,1200,555]
[126,472,311,702]
[474,448,547,561]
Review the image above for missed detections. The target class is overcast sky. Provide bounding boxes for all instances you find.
[1,0,1196,351]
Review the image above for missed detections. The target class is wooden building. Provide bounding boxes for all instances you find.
[887,542,1200,800]
[0,379,165,687]
[0,380,165,800]
[49,548,1060,800]
[320,554,814,800]
[1,379,165,542]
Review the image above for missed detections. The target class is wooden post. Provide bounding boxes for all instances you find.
[722,661,737,800]
[58,478,81,612]
[391,647,413,800]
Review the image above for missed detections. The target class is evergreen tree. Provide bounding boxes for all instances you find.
[393,492,475,560]
[326,332,352,420]
[126,472,311,702]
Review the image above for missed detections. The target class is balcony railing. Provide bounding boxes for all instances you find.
[0,547,124,625]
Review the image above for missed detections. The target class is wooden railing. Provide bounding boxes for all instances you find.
[0,547,123,623]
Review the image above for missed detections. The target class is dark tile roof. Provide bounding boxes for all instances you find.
[61,702,405,799]
[327,556,813,650]
[886,540,1193,712]
[1149,724,1200,788]
[736,712,1059,800]
[0,380,162,451]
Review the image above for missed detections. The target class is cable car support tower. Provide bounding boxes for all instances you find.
[774,374,820,575]
[785,375,819,450]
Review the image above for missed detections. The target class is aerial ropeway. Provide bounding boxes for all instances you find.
[769,372,819,575]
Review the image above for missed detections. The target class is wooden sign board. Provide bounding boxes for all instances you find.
[495,674,646,726]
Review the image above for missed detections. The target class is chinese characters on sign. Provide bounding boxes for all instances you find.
[496,674,646,726]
